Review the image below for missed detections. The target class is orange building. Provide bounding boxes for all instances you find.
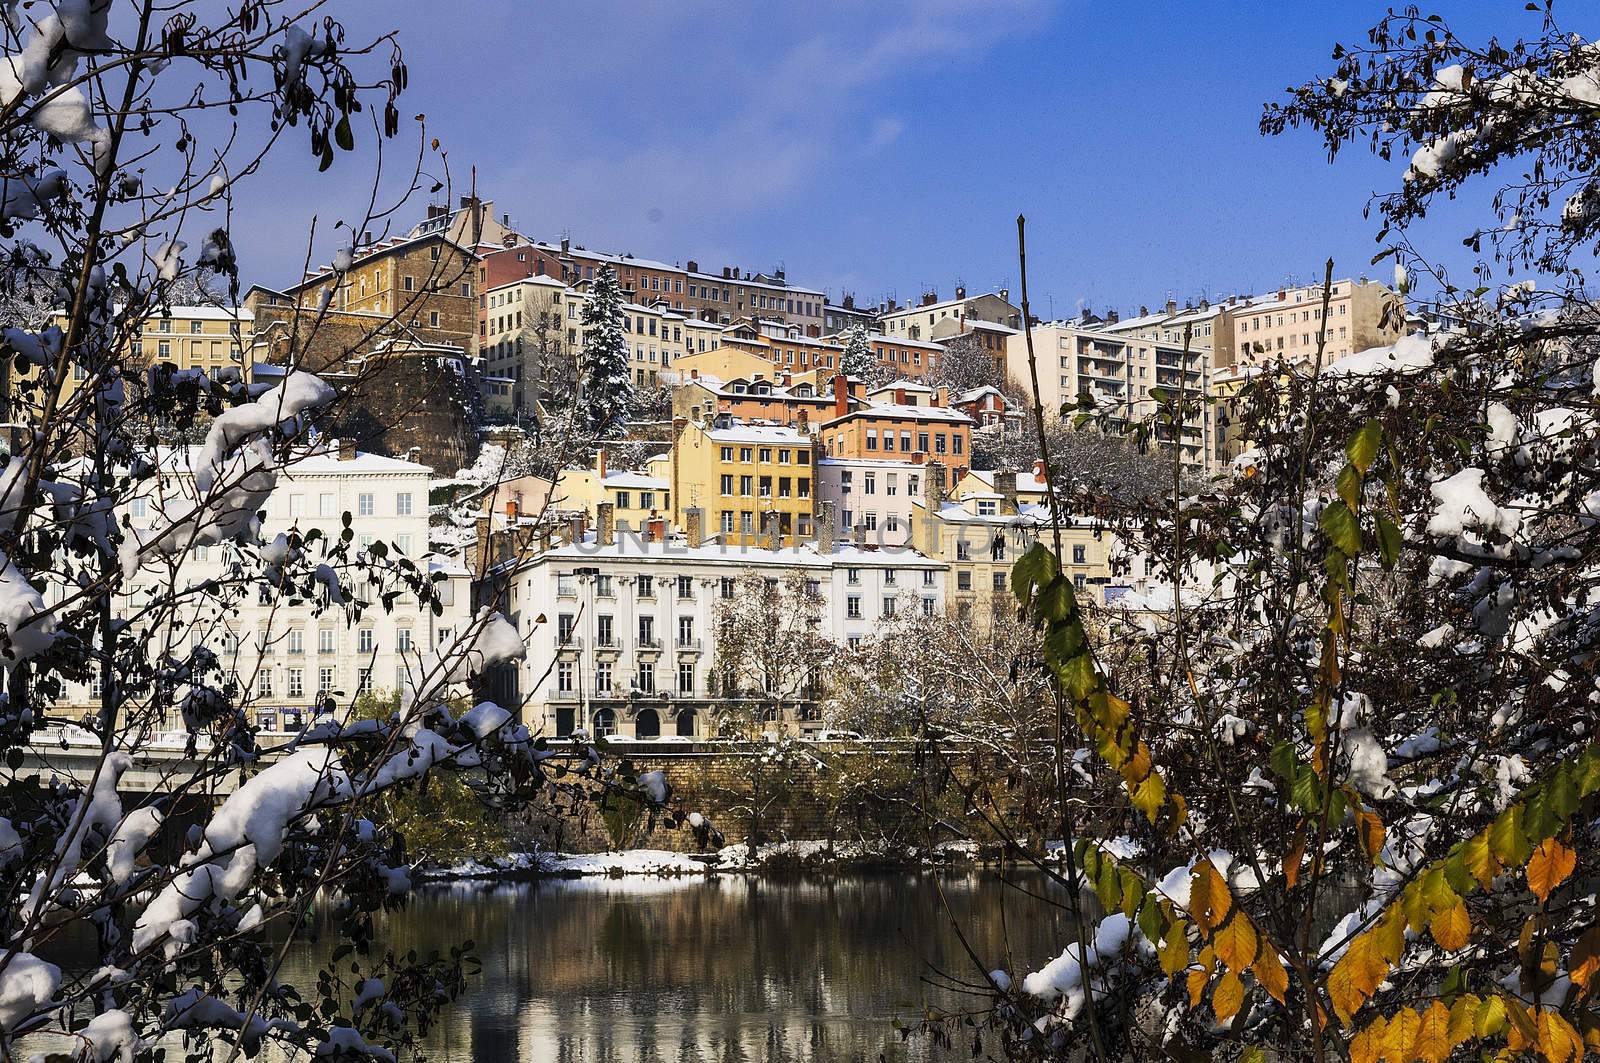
[819,376,974,471]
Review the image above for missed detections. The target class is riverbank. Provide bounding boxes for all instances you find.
[415,839,1009,881]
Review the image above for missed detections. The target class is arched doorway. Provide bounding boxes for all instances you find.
[635,708,660,739]
[593,708,616,737]
[675,709,697,738]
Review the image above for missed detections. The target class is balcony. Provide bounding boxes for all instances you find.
[675,638,703,654]
[594,637,623,656]
[554,635,583,654]
[636,636,662,656]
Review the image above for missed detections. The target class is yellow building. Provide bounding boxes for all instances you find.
[948,466,1049,509]
[555,451,672,532]
[670,419,816,546]
[665,345,773,384]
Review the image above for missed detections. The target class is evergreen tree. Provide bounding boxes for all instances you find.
[838,324,875,379]
[578,264,633,439]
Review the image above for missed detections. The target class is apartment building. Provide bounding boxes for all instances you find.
[823,297,876,336]
[406,195,522,250]
[670,419,817,546]
[814,457,926,547]
[481,274,572,410]
[1005,322,1215,472]
[558,285,693,388]
[909,464,1127,620]
[489,529,944,737]
[819,378,974,469]
[878,287,1021,343]
[1229,278,1403,367]
[869,333,947,379]
[554,451,673,531]
[721,317,845,374]
[67,445,472,732]
[671,372,839,430]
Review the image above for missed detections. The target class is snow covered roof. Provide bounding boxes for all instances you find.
[602,472,669,490]
[486,274,566,293]
[110,304,254,322]
[703,423,813,444]
[955,385,1010,404]
[883,291,1016,316]
[867,333,944,349]
[520,537,941,569]
[962,468,1048,493]
[867,381,935,397]
[823,401,974,426]
[142,445,432,477]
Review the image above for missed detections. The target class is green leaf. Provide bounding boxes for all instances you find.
[1138,894,1166,943]
[334,115,354,151]
[1318,499,1362,557]
[1012,544,1058,607]
[1270,741,1297,782]
[1336,464,1361,512]
[1375,515,1403,569]
[1346,420,1382,473]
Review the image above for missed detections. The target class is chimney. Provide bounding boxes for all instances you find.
[687,260,698,273]
[764,511,782,552]
[818,500,835,554]
[1106,309,1119,324]
[1032,459,1046,484]
[933,386,948,408]
[842,294,855,310]
[924,461,947,511]
[1139,304,1149,316]
[921,290,938,307]
[690,368,699,380]
[796,406,809,433]
[561,236,570,254]
[894,387,907,406]
[646,514,666,542]
[955,285,966,300]
[1277,289,1286,301]
[686,507,704,548]
[339,437,356,461]
[505,499,518,521]
[473,514,492,577]
[1165,299,1178,316]
[538,524,552,552]
[998,288,1009,302]
[597,502,615,546]
[596,446,608,480]
[995,470,1019,516]
[832,374,849,418]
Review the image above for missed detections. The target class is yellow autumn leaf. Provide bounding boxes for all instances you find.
[1213,914,1259,973]
[1186,966,1209,1008]
[1159,924,1190,977]
[1350,1015,1387,1063]
[1212,969,1244,1023]
[1130,772,1165,822]
[1534,1008,1580,1063]
[1381,1006,1420,1063]
[1430,898,1471,951]
[1328,931,1388,1024]
[1414,1000,1452,1063]
[1446,993,1482,1048]
[1526,837,1576,904]
[1252,939,1288,1004]
[1475,994,1508,1039]
[1355,805,1386,864]
[1461,830,1499,890]
[1189,859,1231,934]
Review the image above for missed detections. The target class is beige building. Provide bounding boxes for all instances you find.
[1005,322,1215,472]
[878,287,1021,343]
[1229,278,1402,367]
[482,274,572,410]
[559,286,692,389]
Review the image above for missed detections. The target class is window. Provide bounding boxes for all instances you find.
[638,616,656,647]
[882,597,896,617]
[720,474,734,496]
[319,493,336,517]
[357,493,374,517]
[739,475,753,497]
[635,664,655,693]
[677,576,693,599]
[957,570,972,590]
[922,597,936,616]
[287,629,303,655]
[884,569,897,586]
[846,595,862,619]
[287,668,304,698]
[396,492,412,516]
[319,629,336,654]
[1072,544,1087,564]
[357,627,374,654]
[596,662,613,695]
[396,627,412,653]
[993,571,1007,592]
[720,446,734,461]
[257,671,273,698]
[596,575,614,597]
[638,575,654,598]
[677,616,694,646]
[720,577,735,599]
[318,667,335,698]
[847,568,861,585]
[677,662,695,695]
[558,661,574,694]
[923,569,935,587]
[596,615,614,646]
[616,491,631,510]
[290,494,306,518]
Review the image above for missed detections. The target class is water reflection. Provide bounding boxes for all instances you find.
[281,871,1077,1062]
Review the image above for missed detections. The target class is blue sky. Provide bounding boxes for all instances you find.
[234,0,1529,312]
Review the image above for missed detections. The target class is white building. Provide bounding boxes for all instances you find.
[81,446,473,733]
[814,458,926,548]
[488,533,946,739]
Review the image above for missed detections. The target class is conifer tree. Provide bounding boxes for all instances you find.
[839,324,875,379]
[578,264,633,439]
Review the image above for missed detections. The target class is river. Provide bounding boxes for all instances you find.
[276,870,1079,1062]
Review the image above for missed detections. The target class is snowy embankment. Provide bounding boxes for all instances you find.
[417,839,993,881]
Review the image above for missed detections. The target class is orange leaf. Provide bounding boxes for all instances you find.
[1526,838,1576,904]
[1356,805,1386,864]
[1534,1008,1581,1063]
[1284,822,1308,889]
[1186,966,1209,1008]
[1189,859,1232,934]
[1252,939,1288,1004]
[1570,925,1600,993]
[1430,898,1471,951]
[1446,994,1482,1048]
[1212,969,1244,1023]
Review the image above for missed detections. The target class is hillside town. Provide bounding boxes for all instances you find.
[14,193,1434,743]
